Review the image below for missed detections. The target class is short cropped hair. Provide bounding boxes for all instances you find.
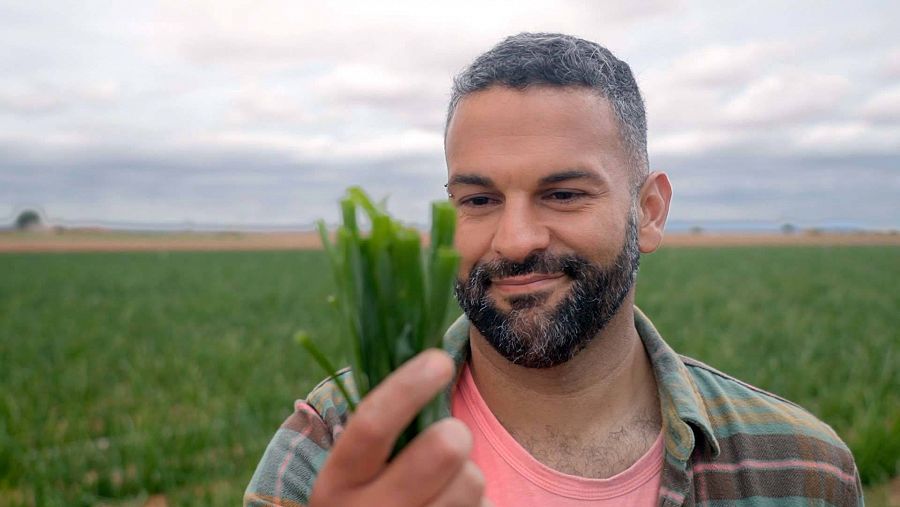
[447,32,648,190]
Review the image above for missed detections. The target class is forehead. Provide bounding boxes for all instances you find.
[445,85,628,185]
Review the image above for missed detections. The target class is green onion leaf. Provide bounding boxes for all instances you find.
[296,187,460,455]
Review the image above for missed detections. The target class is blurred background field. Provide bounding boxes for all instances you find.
[1,244,897,506]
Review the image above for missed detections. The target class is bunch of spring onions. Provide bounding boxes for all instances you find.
[297,186,460,455]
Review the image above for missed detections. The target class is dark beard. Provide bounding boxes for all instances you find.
[454,214,640,368]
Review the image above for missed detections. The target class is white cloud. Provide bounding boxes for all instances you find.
[666,42,791,87]
[75,81,123,104]
[0,80,123,115]
[641,41,806,131]
[187,128,442,162]
[882,47,900,78]
[0,84,64,114]
[306,63,450,129]
[643,85,722,131]
[188,131,334,159]
[650,129,742,156]
[230,83,314,124]
[311,63,446,108]
[860,86,900,122]
[0,130,97,153]
[722,71,850,125]
[153,0,674,75]
[792,121,900,154]
[350,128,443,160]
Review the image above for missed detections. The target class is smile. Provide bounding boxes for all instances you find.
[491,273,567,295]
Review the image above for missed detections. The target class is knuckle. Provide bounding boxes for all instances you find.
[429,426,468,467]
[435,464,485,507]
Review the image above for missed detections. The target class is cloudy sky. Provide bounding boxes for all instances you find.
[1,0,898,230]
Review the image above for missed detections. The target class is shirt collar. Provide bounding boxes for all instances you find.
[632,306,720,460]
[440,306,720,461]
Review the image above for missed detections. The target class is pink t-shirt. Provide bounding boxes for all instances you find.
[451,363,664,506]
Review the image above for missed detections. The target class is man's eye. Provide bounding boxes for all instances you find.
[546,191,581,201]
[462,196,494,206]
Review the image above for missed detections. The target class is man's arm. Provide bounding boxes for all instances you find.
[246,350,490,507]
[849,465,866,506]
[244,401,332,506]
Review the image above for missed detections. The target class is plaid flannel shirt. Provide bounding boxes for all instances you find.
[245,307,863,506]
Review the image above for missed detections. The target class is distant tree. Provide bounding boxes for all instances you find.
[15,210,42,230]
[781,223,796,235]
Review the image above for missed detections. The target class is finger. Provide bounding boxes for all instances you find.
[323,348,455,487]
[374,418,473,505]
[425,460,486,507]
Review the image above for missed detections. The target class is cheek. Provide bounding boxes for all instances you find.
[454,218,493,279]
[556,217,624,261]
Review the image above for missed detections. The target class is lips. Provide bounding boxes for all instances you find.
[490,273,566,294]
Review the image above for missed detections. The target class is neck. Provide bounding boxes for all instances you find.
[466,297,662,474]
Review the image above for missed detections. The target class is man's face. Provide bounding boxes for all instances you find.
[445,85,640,368]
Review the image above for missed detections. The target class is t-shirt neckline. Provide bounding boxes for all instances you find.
[455,362,665,500]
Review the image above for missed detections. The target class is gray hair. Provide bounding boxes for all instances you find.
[446,32,648,190]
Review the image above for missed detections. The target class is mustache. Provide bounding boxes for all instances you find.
[468,252,591,285]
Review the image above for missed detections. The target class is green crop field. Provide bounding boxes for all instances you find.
[1,246,897,506]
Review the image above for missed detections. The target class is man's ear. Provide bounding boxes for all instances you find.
[637,171,672,254]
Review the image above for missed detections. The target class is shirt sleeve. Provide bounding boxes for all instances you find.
[244,401,334,507]
[849,464,866,507]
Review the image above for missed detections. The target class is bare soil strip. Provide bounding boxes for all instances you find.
[0,232,323,253]
[660,232,900,247]
[1,231,898,253]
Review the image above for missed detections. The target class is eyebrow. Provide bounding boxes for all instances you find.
[446,174,495,188]
[539,169,604,185]
[446,169,605,189]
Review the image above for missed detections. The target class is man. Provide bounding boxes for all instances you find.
[246,33,862,506]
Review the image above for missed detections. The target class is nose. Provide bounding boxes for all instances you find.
[491,197,550,263]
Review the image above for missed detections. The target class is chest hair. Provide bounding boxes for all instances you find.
[508,413,661,479]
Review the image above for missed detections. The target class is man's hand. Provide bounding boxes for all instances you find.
[309,349,491,506]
